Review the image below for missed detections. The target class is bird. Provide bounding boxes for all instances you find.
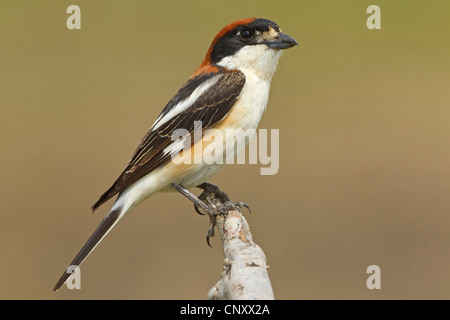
[53,18,297,291]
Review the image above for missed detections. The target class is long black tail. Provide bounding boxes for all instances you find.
[53,207,122,291]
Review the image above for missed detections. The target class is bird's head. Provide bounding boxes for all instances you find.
[194,18,298,80]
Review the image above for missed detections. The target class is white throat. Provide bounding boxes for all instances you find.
[216,45,282,81]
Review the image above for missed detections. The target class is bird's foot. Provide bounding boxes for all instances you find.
[194,183,251,246]
[201,201,250,247]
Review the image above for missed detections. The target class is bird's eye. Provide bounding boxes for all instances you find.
[240,30,253,40]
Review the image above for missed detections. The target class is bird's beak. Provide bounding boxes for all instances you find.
[264,32,298,50]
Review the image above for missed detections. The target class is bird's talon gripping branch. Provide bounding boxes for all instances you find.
[203,201,250,246]
[194,185,253,246]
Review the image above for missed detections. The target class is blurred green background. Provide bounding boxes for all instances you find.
[1,0,450,299]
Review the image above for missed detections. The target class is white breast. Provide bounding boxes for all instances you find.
[114,46,283,211]
[214,45,283,162]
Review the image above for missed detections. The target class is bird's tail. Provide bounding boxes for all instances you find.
[53,205,126,291]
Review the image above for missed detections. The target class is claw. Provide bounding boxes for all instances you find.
[194,204,205,215]
[206,216,216,247]
[206,233,213,247]
[221,201,251,214]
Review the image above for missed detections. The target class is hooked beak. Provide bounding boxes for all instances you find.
[264,32,298,50]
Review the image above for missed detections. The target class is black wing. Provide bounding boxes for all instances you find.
[92,69,245,211]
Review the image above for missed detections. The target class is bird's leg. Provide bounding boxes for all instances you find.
[171,182,210,212]
[171,182,219,245]
[171,182,250,246]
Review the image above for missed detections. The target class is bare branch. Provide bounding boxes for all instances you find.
[205,207,274,300]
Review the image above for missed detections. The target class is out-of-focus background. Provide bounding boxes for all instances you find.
[1,0,449,299]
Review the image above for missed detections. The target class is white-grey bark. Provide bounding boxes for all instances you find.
[207,209,274,300]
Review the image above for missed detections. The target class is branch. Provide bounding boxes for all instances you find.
[197,185,274,300]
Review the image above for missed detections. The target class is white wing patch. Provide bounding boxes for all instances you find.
[151,74,222,131]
